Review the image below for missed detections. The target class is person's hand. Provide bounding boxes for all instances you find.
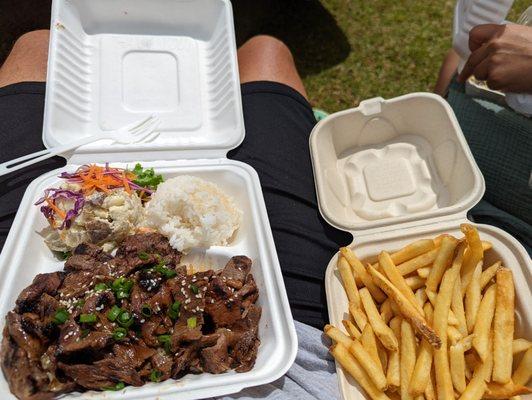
[457,24,532,93]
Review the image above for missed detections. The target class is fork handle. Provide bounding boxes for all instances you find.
[0,136,99,177]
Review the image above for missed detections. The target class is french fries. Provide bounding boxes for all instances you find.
[327,226,530,400]
[465,262,482,333]
[472,284,496,361]
[341,247,387,302]
[492,268,515,384]
[360,288,398,351]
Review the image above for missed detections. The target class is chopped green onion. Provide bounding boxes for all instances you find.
[155,265,177,279]
[107,305,122,321]
[187,316,197,329]
[141,304,152,317]
[171,301,181,312]
[75,300,85,308]
[111,277,133,299]
[116,290,130,300]
[112,277,126,290]
[167,300,181,320]
[157,334,171,344]
[149,369,162,382]
[53,308,69,324]
[113,327,127,340]
[94,283,108,292]
[79,313,97,324]
[104,381,125,391]
[81,329,90,338]
[138,252,150,261]
[117,311,133,328]
[189,284,199,294]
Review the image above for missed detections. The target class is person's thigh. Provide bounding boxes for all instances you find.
[229,81,351,328]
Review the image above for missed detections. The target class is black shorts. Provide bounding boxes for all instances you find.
[0,81,351,328]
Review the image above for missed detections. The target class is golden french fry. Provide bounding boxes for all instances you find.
[459,335,492,400]
[386,317,401,391]
[512,347,532,386]
[376,339,388,372]
[465,261,482,333]
[484,381,532,399]
[349,301,368,331]
[426,285,460,326]
[424,370,436,400]
[416,266,431,279]
[340,247,387,302]
[397,248,438,276]
[479,261,502,291]
[372,239,436,272]
[472,284,496,361]
[380,299,394,324]
[368,265,441,349]
[449,335,473,394]
[342,319,362,340]
[400,319,416,400]
[349,340,388,391]
[513,338,532,355]
[405,275,425,291]
[338,255,361,306]
[433,242,467,400]
[330,344,391,400]
[361,324,382,371]
[492,268,515,384]
[452,274,468,336]
[426,235,459,293]
[360,288,398,351]
[324,324,353,348]
[460,224,484,295]
[409,303,434,396]
[414,288,427,308]
[379,251,424,316]
[447,325,463,345]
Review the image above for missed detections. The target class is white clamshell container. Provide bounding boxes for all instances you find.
[309,93,532,400]
[0,0,297,399]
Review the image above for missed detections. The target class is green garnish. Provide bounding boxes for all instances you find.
[138,251,150,261]
[117,311,133,328]
[155,265,177,279]
[167,301,181,320]
[113,327,127,340]
[53,309,69,324]
[132,163,164,189]
[58,251,71,260]
[81,329,90,338]
[187,316,197,329]
[157,334,171,344]
[141,304,152,317]
[79,313,97,324]
[111,278,133,299]
[107,305,122,321]
[149,369,162,382]
[104,381,125,391]
[75,300,85,308]
[189,284,199,294]
[94,283,108,292]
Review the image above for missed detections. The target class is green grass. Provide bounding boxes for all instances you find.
[300,0,529,112]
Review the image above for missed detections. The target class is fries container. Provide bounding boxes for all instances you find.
[0,0,297,398]
[309,93,532,400]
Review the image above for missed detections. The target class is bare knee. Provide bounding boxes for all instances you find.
[238,35,307,99]
[0,30,50,87]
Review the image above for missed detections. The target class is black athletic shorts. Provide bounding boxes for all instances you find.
[0,81,351,328]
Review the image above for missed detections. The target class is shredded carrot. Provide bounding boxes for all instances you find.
[45,198,67,220]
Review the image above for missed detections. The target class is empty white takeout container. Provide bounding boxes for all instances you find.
[0,0,297,399]
[309,93,532,400]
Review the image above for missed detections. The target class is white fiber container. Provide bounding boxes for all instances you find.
[309,93,532,400]
[0,0,297,399]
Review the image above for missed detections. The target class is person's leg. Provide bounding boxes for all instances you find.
[0,30,50,87]
[237,35,308,99]
[0,30,65,250]
[230,35,351,328]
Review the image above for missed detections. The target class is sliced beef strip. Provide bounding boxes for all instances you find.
[150,349,173,380]
[64,254,112,276]
[201,333,232,374]
[112,343,156,369]
[140,316,162,347]
[115,233,182,269]
[6,312,44,360]
[58,331,112,356]
[81,291,115,315]
[204,297,242,327]
[219,256,252,287]
[72,242,112,261]
[16,272,64,314]
[58,271,95,299]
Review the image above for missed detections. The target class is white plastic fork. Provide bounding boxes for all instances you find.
[0,116,161,176]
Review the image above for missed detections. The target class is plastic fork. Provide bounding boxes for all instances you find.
[0,116,160,176]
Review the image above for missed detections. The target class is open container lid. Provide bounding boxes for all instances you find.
[43,0,245,162]
[309,93,485,238]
